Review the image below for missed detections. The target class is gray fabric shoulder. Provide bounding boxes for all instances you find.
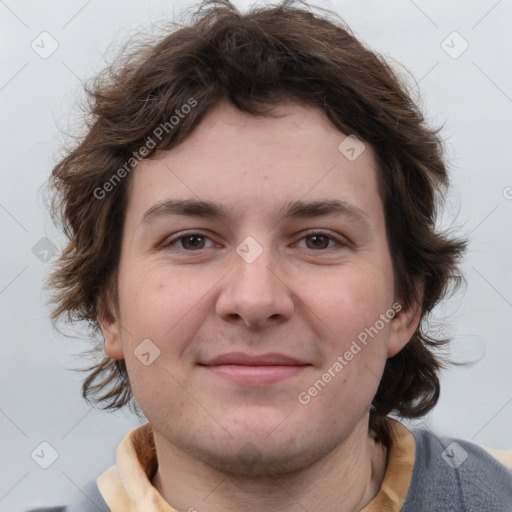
[400,427,512,511]
[25,479,109,512]
[24,508,66,512]
[64,478,109,512]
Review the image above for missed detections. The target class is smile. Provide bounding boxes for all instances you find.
[198,352,311,385]
[202,364,309,385]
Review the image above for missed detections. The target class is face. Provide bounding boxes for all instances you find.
[100,101,420,475]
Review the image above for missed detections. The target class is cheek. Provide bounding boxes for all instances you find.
[298,262,394,394]
[116,261,216,384]
[302,263,393,335]
[118,262,204,332]
[116,265,200,407]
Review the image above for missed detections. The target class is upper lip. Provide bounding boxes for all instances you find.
[199,352,309,366]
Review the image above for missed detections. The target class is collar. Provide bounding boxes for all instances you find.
[97,419,416,511]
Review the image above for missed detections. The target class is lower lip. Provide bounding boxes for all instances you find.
[202,364,308,384]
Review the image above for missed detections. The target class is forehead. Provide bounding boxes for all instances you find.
[124,101,383,227]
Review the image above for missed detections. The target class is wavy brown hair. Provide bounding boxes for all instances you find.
[47,0,466,446]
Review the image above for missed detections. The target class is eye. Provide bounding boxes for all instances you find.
[160,232,216,251]
[160,230,349,253]
[295,230,347,250]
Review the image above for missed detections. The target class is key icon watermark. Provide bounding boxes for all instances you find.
[32,237,57,263]
[31,31,59,59]
[441,32,469,59]
[338,134,366,161]
[236,236,263,264]
[441,441,468,468]
[134,338,161,366]
[31,441,59,469]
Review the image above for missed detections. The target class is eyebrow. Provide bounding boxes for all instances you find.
[141,198,372,229]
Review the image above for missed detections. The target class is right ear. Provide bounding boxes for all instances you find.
[97,294,124,360]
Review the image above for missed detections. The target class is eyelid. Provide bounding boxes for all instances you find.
[159,230,218,250]
[159,229,350,252]
[294,229,350,249]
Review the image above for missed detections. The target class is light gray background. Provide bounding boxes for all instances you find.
[1,0,511,510]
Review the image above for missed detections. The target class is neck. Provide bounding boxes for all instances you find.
[151,419,389,512]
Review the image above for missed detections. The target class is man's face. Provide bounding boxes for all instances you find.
[101,101,418,475]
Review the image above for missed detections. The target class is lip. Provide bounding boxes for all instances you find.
[198,352,311,385]
[200,352,308,366]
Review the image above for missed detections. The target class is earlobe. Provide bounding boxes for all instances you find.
[387,298,422,358]
[98,301,124,360]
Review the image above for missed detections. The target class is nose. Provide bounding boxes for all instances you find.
[215,240,295,329]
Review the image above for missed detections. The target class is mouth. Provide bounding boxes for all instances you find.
[198,352,311,385]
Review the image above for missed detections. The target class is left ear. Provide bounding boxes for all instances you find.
[387,292,423,358]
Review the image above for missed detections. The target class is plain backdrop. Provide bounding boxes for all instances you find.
[1,0,511,510]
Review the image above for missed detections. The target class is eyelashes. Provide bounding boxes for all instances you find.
[159,229,349,253]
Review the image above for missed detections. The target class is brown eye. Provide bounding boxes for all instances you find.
[180,235,206,250]
[296,230,346,251]
[305,234,331,250]
[161,232,215,251]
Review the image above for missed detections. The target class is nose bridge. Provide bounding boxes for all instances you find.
[233,234,279,296]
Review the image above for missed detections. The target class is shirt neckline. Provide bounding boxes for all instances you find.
[98,418,416,511]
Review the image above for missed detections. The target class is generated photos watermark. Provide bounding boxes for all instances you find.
[298,302,402,405]
[93,97,198,200]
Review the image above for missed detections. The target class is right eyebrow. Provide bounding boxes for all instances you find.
[141,199,229,224]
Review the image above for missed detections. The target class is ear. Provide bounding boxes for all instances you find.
[98,294,124,360]
[387,293,423,358]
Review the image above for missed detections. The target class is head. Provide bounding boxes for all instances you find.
[48,0,466,466]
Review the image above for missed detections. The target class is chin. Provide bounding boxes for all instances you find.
[196,448,321,477]
[181,431,344,478]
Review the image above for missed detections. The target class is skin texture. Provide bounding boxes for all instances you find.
[100,101,421,511]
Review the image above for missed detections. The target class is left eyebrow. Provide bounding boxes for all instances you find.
[140,198,372,230]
